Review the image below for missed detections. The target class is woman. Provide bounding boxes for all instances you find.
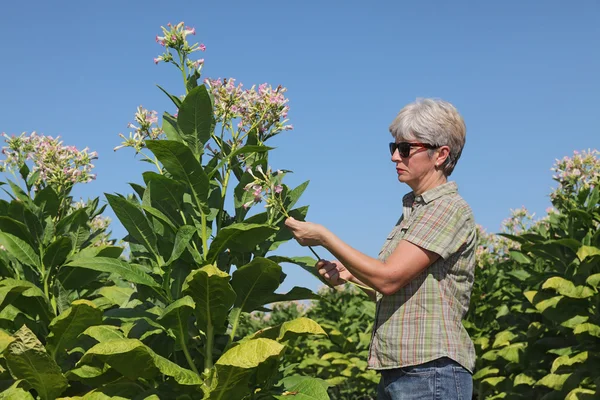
[285,98,476,400]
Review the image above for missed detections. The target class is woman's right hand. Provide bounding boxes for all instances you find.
[316,259,354,286]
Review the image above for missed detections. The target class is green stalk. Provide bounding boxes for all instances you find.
[177,313,200,376]
[179,52,188,94]
[204,321,214,373]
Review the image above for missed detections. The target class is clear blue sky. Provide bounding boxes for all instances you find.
[1,1,598,293]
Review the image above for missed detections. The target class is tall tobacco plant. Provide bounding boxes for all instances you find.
[0,22,331,400]
[99,22,329,399]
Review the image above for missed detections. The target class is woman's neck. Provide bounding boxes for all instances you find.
[411,172,447,196]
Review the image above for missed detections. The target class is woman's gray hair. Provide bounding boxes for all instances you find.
[389,98,466,176]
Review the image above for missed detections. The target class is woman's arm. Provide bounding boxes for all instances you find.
[285,217,438,296]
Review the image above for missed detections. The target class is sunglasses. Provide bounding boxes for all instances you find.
[388,142,438,157]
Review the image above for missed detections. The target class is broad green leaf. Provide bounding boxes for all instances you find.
[177,85,213,153]
[64,257,159,288]
[524,290,564,312]
[496,342,526,363]
[509,250,531,264]
[573,323,600,338]
[481,376,505,387]
[79,338,202,386]
[472,366,499,381]
[182,264,235,335]
[542,276,594,298]
[0,232,40,268]
[157,295,195,344]
[230,257,282,313]
[5,325,68,400]
[43,237,72,270]
[168,225,197,264]
[145,140,209,212]
[551,351,588,373]
[492,330,517,348]
[565,388,596,400]
[262,286,320,305]
[274,376,330,400]
[285,181,310,211]
[162,112,184,142]
[535,373,571,390]
[0,381,35,399]
[64,364,122,388]
[268,256,334,288]
[81,325,125,343]
[33,186,60,217]
[277,318,327,342]
[514,373,536,386]
[96,286,134,306]
[46,300,102,361]
[560,315,589,329]
[586,273,600,288]
[0,328,15,352]
[577,245,600,261]
[0,279,53,322]
[207,223,278,264]
[105,194,158,256]
[55,208,88,236]
[141,204,177,232]
[211,338,284,400]
[0,216,35,247]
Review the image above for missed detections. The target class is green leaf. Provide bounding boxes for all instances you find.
[285,181,310,211]
[230,257,282,313]
[0,381,35,399]
[492,330,517,348]
[106,194,158,256]
[43,237,72,270]
[275,376,331,400]
[542,276,594,299]
[168,225,197,264]
[0,279,53,322]
[79,338,202,385]
[472,366,499,381]
[81,325,125,342]
[496,342,526,363]
[551,351,588,373]
[211,338,284,400]
[268,256,334,288]
[524,290,564,312]
[96,286,134,306]
[182,264,235,335]
[157,85,182,109]
[5,325,68,400]
[157,295,195,344]
[32,186,59,217]
[46,299,103,361]
[277,318,327,342]
[64,257,159,288]
[535,373,571,390]
[263,286,320,305]
[573,323,600,338]
[509,250,531,264]
[145,140,209,213]
[586,273,600,288]
[514,373,536,386]
[0,232,40,268]
[207,223,278,264]
[65,364,122,388]
[161,112,184,142]
[0,217,35,247]
[565,388,596,400]
[177,85,213,154]
[577,245,600,261]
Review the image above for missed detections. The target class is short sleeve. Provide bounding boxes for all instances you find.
[401,199,473,260]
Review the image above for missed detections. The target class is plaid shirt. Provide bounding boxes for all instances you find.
[368,181,477,373]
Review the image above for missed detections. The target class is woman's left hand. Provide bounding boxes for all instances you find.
[284,217,327,247]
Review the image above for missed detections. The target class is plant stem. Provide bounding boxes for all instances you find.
[179,52,188,93]
[204,321,214,373]
[177,313,199,376]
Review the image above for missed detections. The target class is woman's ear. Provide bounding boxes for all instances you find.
[436,146,451,166]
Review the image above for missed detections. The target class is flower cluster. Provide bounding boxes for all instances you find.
[550,149,599,206]
[205,79,293,142]
[114,106,163,152]
[154,22,206,66]
[0,132,97,190]
[89,215,111,232]
[501,206,535,235]
[242,165,284,211]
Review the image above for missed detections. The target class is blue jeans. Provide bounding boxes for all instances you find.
[377,357,473,400]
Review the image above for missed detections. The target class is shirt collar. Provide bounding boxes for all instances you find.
[402,181,458,206]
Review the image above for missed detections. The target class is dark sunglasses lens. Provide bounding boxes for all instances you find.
[389,143,395,155]
[398,143,411,157]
